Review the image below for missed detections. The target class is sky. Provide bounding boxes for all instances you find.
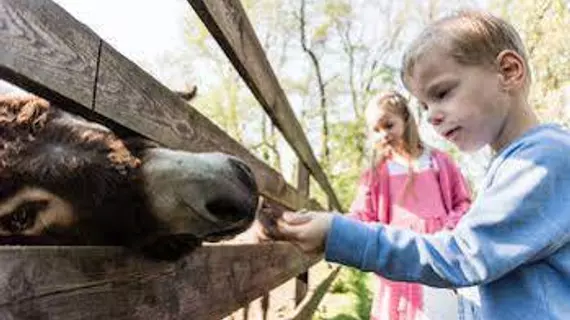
[53,0,191,88]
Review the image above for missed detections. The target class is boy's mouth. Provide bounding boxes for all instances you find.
[442,127,461,141]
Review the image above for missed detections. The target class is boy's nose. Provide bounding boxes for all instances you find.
[427,110,444,126]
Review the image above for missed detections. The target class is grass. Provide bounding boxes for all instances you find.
[312,266,373,320]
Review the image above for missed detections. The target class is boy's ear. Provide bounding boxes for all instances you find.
[496,50,526,91]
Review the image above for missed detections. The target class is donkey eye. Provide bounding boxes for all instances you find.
[0,208,34,233]
[0,200,47,233]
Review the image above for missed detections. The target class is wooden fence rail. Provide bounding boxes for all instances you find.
[289,266,341,320]
[0,244,320,319]
[187,0,343,212]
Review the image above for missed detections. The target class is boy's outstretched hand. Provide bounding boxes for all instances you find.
[276,211,334,254]
[250,200,335,254]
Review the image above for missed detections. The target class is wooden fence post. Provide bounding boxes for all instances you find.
[295,162,310,306]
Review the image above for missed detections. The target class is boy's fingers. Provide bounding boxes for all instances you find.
[282,211,313,225]
[276,218,306,238]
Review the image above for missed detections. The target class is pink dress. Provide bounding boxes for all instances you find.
[348,148,471,320]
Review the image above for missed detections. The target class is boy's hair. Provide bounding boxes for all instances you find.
[400,10,530,89]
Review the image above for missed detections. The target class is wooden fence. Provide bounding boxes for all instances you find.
[0,0,342,318]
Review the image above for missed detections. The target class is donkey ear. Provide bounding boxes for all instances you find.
[174,85,198,102]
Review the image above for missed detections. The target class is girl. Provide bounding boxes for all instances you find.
[349,91,471,320]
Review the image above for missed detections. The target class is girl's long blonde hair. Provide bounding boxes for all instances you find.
[366,91,424,203]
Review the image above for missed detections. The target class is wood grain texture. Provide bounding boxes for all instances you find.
[295,163,310,305]
[187,0,343,211]
[0,0,99,109]
[0,244,319,320]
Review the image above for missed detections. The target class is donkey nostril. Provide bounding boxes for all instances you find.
[205,200,241,223]
[227,157,257,193]
[205,199,255,224]
[201,156,258,238]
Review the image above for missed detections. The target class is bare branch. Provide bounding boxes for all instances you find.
[299,0,329,166]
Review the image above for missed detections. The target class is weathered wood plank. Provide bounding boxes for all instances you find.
[0,0,319,211]
[288,266,341,320]
[295,163,310,305]
[187,0,343,211]
[295,271,309,307]
[0,244,319,320]
[0,0,99,109]
[297,163,310,198]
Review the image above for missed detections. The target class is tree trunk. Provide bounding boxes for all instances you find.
[299,0,329,168]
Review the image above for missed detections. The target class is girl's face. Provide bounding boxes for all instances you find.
[366,106,406,149]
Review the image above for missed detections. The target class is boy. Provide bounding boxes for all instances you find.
[269,10,570,319]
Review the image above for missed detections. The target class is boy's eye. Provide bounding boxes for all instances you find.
[435,89,449,100]
[433,84,456,101]
[384,123,393,129]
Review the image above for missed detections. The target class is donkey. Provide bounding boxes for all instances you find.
[0,94,258,260]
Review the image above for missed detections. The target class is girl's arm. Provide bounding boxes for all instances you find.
[442,154,472,229]
[346,170,378,222]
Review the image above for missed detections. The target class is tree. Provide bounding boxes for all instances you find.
[299,0,331,169]
[179,1,300,174]
[491,0,570,126]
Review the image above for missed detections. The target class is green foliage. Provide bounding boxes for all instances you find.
[491,0,570,126]
[313,267,373,320]
[324,1,352,18]
[327,119,366,208]
[330,277,350,294]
